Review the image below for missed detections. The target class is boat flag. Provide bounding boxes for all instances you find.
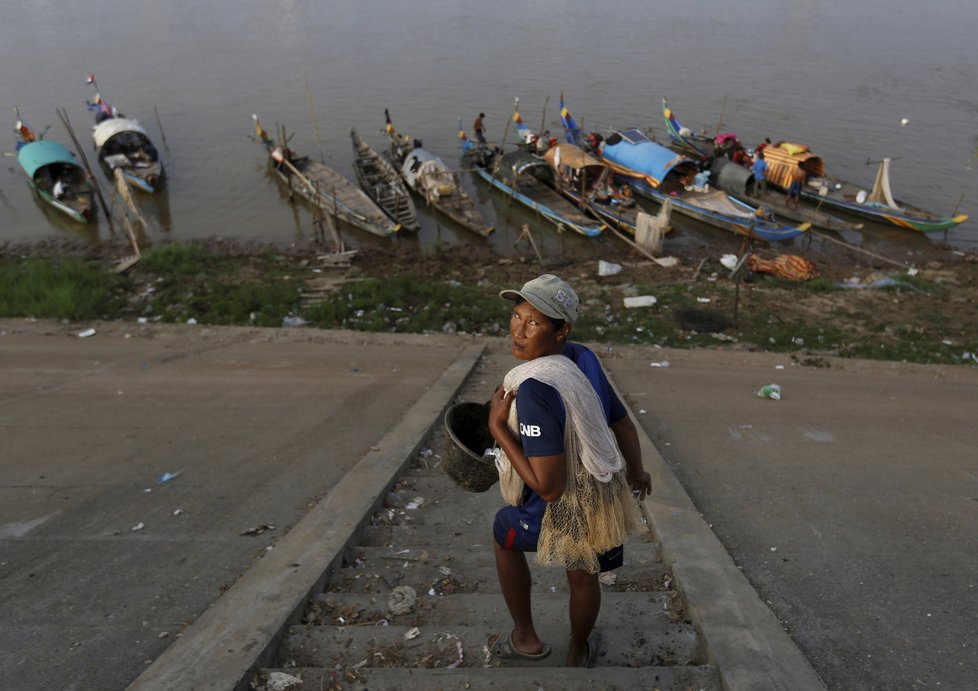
[86,74,96,84]
[252,114,272,148]
[559,92,582,144]
[86,93,112,116]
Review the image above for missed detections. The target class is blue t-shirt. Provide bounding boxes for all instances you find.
[753,158,768,181]
[516,342,627,459]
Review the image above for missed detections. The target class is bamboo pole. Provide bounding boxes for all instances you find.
[304,68,325,163]
[810,229,909,269]
[538,95,549,139]
[56,107,115,234]
[714,94,727,137]
[153,106,169,152]
[608,225,678,268]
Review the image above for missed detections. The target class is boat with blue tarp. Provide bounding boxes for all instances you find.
[15,117,94,223]
[560,95,810,242]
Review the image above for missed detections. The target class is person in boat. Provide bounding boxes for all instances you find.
[611,183,634,207]
[487,274,651,667]
[53,179,71,200]
[755,137,771,157]
[786,165,806,210]
[731,144,750,167]
[474,113,487,144]
[591,177,612,203]
[752,151,769,197]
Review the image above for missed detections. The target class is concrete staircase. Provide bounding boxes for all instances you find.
[253,355,721,690]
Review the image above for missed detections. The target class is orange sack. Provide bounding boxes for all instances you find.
[747,254,819,281]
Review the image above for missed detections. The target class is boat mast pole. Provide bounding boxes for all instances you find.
[538,95,549,142]
[304,68,325,164]
[56,107,115,234]
[714,94,727,137]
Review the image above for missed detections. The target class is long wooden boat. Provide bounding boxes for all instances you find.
[384,110,493,237]
[459,124,602,237]
[350,128,419,232]
[538,143,650,236]
[507,108,666,237]
[560,96,810,242]
[664,97,966,234]
[664,99,862,233]
[764,144,967,233]
[15,117,94,223]
[86,83,164,193]
[253,115,397,238]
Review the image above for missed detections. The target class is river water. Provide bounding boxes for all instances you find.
[2,0,975,257]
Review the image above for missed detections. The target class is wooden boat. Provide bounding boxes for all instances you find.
[253,115,398,238]
[86,84,164,193]
[384,110,493,237]
[664,99,862,233]
[764,144,967,233]
[665,98,966,234]
[459,122,602,237]
[560,95,810,242]
[350,128,419,232]
[505,107,668,237]
[15,117,94,223]
[538,142,650,236]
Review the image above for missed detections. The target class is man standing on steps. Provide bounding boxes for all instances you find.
[486,274,652,668]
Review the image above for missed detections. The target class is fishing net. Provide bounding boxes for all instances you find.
[495,356,638,573]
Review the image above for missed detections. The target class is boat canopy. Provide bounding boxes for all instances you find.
[402,148,455,196]
[602,129,695,187]
[543,143,603,173]
[763,143,825,189]
[93,117,148,148]
[501,150,548,180]
[17,140,79,178]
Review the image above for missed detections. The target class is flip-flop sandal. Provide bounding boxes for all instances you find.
[584,629,602,668]
[488,631,552,661]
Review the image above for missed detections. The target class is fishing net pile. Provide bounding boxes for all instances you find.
[495,355,637,573]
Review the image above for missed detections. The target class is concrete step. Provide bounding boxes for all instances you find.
[256,664,721,690]
[303,591,682,630]
[276,620,703,670]
[326,547,670,596]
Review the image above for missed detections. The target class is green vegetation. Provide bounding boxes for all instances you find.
[0,257,127,319]
[1,243,974,366]
[304,276,501,333]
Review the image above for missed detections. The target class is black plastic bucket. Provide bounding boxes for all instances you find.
[442,402,499,493]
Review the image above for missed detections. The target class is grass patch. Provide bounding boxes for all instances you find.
[0,258,127,320]
[304,276,502,333]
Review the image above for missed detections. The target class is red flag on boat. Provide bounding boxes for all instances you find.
[86,73,96,84]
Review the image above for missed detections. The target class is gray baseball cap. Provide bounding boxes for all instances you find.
[500,274,579,324]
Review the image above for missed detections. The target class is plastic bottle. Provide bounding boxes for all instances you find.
[755,384,782,400]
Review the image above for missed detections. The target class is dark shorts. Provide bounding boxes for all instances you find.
[493,504,624,572]
[788,181,802,197]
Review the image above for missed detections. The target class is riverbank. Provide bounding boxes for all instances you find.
[2,236,976,365]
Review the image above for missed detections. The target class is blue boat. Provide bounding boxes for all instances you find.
[15,118,95,223]
[459,119,603,238]
[560,95,810,242]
